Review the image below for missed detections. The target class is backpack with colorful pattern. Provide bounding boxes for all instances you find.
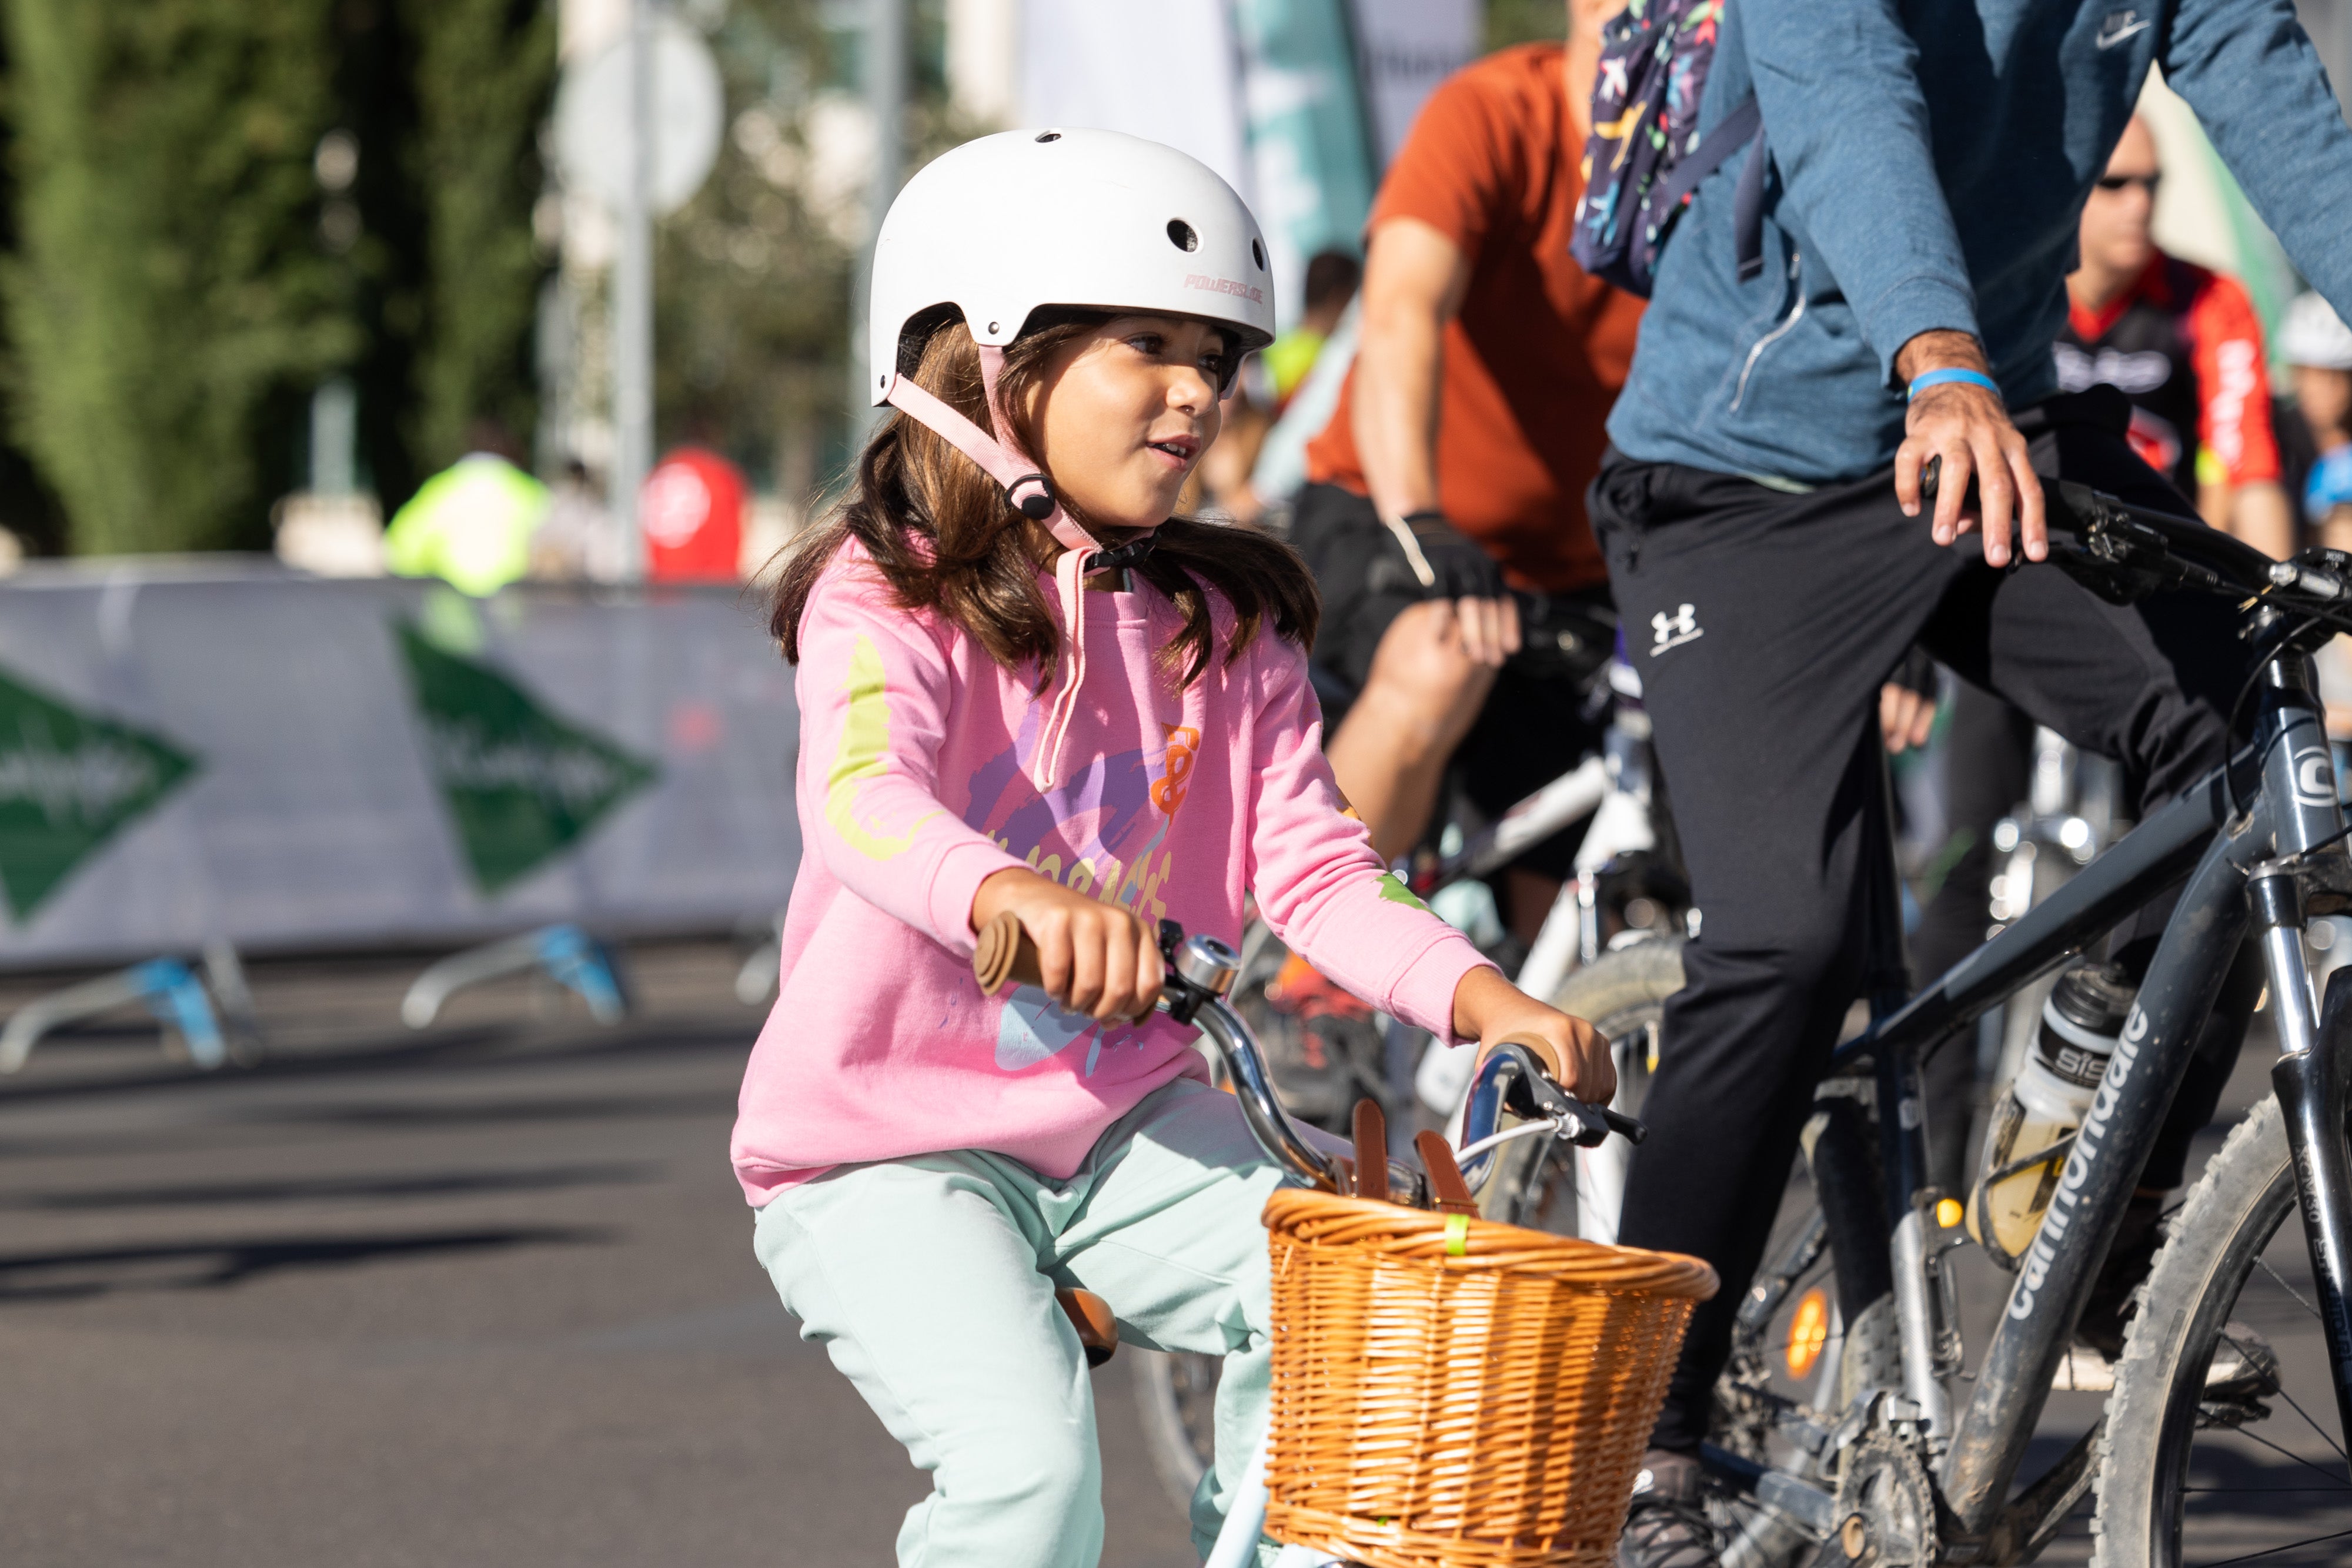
[1571,0,1765,298]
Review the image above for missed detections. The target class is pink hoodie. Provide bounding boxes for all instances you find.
[730,544,1494,1203]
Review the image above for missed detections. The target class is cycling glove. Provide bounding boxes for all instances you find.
[1380,510,1506,601]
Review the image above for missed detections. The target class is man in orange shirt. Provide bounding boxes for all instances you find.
[1292,2,1641,946]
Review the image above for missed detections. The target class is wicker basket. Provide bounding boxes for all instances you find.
[1260,1189,1718,1568]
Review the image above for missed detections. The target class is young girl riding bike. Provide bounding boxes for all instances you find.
[731,129,1611,1567]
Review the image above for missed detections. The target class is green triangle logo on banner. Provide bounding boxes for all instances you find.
[394,623,658,895]
[0,668,199,922]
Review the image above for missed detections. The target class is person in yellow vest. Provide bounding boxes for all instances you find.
[383,423,550,597]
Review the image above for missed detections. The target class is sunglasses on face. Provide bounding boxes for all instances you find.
[2096,172,2162,194]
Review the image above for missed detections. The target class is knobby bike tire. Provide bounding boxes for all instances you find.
[1477,937,1681,1235]
[2091,1096,2352,1567]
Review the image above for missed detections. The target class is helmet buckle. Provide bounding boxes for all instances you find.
[1008,476,1054,520]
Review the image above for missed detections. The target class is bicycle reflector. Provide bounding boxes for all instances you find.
[1786,1287,1831,1378]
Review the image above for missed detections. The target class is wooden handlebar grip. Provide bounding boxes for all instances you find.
[971,908,1160,1023]
[973,910,1043,995]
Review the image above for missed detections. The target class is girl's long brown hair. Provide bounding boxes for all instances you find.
[769,308,1317,688]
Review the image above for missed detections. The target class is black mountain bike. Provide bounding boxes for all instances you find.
[1487,477,2352,1565]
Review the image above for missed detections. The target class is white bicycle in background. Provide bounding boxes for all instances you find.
[1135,641,1690,1509]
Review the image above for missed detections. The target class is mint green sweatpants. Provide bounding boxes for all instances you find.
[752,1078,1290,1567]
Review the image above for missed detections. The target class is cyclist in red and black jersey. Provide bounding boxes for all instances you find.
[2054,115,2294,558]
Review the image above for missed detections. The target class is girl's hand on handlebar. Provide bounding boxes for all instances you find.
[1451,967,1615,1104]
[970,868,1164,1022]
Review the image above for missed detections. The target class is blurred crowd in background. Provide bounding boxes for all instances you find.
[0,0,2343,599]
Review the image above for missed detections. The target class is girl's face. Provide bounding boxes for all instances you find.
[1028,315,1232,534]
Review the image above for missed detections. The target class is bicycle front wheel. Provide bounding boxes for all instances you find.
[2093,1096,2352,1566]
[1478,937,1678,1237]
[1131,1348,1220,1515]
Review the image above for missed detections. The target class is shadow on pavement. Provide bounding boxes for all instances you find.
[0,1021,754,1108]
[0,1225,612,1301]
[0,1162,654,1211]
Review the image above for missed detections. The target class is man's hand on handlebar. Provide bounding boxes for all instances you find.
[1892,329,2046,569]
[970,868,1164,1022]
[1451,966,1615,1105]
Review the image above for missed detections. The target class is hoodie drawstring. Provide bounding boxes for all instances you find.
[881,345,1130,790]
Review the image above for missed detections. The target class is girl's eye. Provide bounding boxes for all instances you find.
[1125,333,1165,357]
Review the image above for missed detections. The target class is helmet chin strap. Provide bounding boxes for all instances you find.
[880,341,1145,791]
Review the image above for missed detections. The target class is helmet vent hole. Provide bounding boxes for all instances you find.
[1251,238,1266,270]
[1167,219,1199,253]
[1034,131,1062,143]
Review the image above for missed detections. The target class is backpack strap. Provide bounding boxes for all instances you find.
[1651,97,1770,283]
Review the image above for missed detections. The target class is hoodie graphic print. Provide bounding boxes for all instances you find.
[730,546,1492,1203]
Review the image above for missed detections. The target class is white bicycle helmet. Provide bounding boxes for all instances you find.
[867,127,1274,403]
[861,129,1275,791]
[2281,291,2352,372]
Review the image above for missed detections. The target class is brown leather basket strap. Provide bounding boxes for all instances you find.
[1351,1099,1390,1204]
[1055,1287,1119,1368]
[973,910,1043,995]
[1414,1129,1480,1216]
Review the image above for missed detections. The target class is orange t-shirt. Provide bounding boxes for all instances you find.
[1305,43,1643,594]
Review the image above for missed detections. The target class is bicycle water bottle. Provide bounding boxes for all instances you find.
[1967,962,2135,1269]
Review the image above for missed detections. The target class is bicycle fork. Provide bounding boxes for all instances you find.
[2255,865,2352,1448]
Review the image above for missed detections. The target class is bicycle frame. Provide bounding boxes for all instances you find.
[1768,645,2352,1554]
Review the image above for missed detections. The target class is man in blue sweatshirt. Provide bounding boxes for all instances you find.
[1597,4,2352,1562]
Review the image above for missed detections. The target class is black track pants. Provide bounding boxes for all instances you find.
[1910,683,2036,1198]
[1588,392,2250,1452]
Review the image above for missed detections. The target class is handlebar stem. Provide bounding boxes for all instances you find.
[1187,998,1344,1190]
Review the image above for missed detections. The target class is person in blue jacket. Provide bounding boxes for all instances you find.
[1595,5,2352,1563]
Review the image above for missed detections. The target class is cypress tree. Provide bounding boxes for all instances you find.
[0,0,554,553]
[400,0,554,474]
[0,1,356,553]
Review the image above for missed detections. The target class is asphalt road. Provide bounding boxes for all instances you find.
[0,941,2341,1566]
[0,941,1194,1568]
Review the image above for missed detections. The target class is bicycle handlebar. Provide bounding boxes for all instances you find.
[1919,456,2324,606]
[1920,455,2332,612]
[969,911,1641,1208]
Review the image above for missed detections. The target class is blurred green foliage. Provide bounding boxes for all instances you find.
[1485,0,1567,50]
[649,0,963,502]
[406,0,555,475]
[651,0,850,492]
[2,1,356,553]
[0,0,551,555]
[0,0,1559,555]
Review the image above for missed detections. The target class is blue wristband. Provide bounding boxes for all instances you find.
[1907,368,2002,401]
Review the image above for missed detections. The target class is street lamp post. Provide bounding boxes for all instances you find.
[611,0,656,583]
[850,0,906,440]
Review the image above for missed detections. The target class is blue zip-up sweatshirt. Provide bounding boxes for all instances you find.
[1607,0,2352,486]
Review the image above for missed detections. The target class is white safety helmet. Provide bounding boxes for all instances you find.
[866,127,1275,404]
[2281,291,2352,372]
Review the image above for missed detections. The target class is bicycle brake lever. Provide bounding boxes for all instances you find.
[1602,1106,1649,1145]
[1491,1041,1646,1147]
